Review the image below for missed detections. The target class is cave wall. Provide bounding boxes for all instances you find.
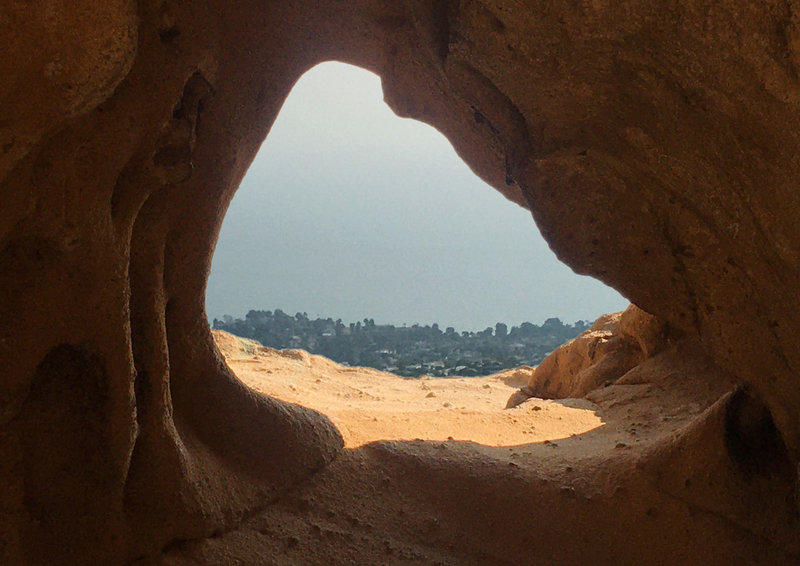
[1,0,799,563]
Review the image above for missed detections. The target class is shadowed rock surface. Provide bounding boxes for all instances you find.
[1,1,799,564]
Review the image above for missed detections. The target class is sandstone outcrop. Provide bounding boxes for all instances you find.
[507,304,670,405]
[2,1,800,564]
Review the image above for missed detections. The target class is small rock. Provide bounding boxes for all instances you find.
[505,387,534,409]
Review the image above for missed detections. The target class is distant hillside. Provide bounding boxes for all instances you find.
[212,310,589,377]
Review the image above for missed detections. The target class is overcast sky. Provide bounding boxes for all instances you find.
[206,62,627,330]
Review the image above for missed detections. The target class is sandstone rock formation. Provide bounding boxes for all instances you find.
[2,1,800,564]
[507,304,670,405]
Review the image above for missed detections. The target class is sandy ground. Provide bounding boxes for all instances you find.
[167,332,751,566]
[212,330,723,464]
[213,330,606,449]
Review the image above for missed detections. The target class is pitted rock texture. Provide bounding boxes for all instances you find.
[1,1,800,564]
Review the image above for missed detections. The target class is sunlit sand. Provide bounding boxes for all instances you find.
[214,330,604,448]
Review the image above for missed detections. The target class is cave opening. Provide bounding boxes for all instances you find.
[206,62,626,333]
[204,61,625,447]
[6,4,800,563]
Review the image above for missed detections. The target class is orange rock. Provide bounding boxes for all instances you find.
[2,1,800,563]
[509,305,667,402]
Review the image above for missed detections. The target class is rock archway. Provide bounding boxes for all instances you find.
[1,1,799,564]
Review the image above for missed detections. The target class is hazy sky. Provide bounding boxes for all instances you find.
[206,62,627,330]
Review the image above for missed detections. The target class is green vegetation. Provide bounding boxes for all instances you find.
[213,310,590,377]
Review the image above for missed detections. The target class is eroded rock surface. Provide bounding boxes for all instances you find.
[507,304,670,404]
[2,1,800,564]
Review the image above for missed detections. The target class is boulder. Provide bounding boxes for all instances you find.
[507,304,669,404]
